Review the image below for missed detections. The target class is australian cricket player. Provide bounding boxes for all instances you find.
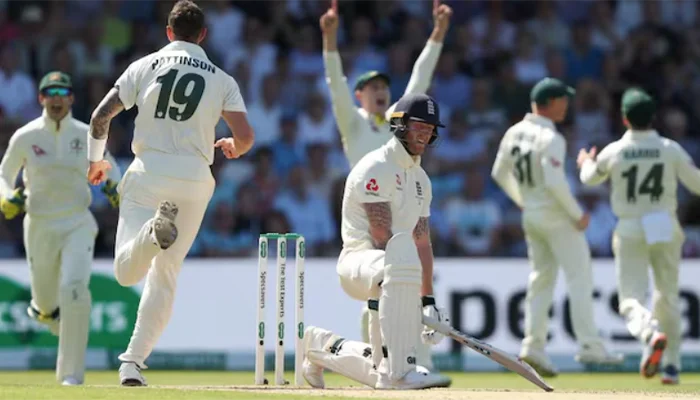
[85,0,254,386]
[320,3,452,370]
[578,88,699,385]
[0,71,121,385]
[300,94,450,390]
[491,77,623,376]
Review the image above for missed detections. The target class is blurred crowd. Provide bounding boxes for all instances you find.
[2,0,700,259]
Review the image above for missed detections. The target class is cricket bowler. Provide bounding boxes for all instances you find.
[320,3,451,370]
[578,88,699,385]
[0,71,122,385]
[491,77,623,376]
[85,0,254,386]
[300,93,451,390]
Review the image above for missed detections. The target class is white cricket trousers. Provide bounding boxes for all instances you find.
[521,215,602,351]
[24,210,97,382]
[612,231,683,368]
[114,168,215,368]
[23,211,97,315]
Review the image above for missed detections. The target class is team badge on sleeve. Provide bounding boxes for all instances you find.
[550,157,561,167]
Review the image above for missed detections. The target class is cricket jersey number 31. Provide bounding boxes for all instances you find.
[154,68,205,122]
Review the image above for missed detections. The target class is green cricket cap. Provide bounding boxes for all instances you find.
[39,71,72,91]
[354,71,390,91]
[621,88,655,127]
[530,77,575,105]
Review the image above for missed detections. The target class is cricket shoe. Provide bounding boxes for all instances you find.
[120,362,147,387]
[150,201,178,250]
[375,367,452,390]
[661,365,679,385]
[575,343,624,365]
[27,302,60,336]
[519,348,559,378]
[302,326,333,388]
[61,377,83,386]
[640,331,667,378]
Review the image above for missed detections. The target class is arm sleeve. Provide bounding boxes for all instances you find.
[352,164,393,204]
[490,136,523,207]
[675,143,700,195]
[0,133,24,198]
[223,76,247,112]
[104,150,123,182]
[580,144,614,186]
[542,135,584,221]
[403,40,443,96]
[114,60,141,110]
[323,51,359,141]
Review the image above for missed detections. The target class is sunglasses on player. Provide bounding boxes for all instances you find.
[41,87,72,97]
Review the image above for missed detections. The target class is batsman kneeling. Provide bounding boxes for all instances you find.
[301,93,451,390]
[0,71,121,385]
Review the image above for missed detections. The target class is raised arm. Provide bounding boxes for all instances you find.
[413,216,434,297]
[578,146,611,186]
[401,5,452,97]
[363,202,392,249]
[321,8,359,141]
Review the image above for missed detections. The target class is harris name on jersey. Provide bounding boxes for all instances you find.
[623,148,661,160]
[150,55,216,74]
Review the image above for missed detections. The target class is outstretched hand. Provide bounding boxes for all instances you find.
[320,8,339,35]
[433,4,453,33]
[577,146,597,169]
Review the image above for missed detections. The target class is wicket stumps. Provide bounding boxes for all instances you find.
[255,233,305,386]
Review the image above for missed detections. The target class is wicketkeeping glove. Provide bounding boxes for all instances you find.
[101,179,120,208]
[0,187,26,220]
[421,295,449,345]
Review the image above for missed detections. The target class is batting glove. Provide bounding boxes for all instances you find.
[0,188,26,220]
[101,179,120,208]
[421,295,449,345]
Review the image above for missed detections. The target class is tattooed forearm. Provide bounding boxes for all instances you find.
[363,202,392,249]
[413,217,431,243]
[89,88,125,139]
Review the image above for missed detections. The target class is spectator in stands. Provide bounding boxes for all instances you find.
[273,164,335,256]
[445,168,502,256]
[0,43,37,123]
[247,74,284,147]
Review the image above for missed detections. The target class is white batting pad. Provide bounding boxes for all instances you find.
[379,233,422,382]
[57,283,91,382]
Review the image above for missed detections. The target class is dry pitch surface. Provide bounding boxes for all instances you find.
[1,371,699,400]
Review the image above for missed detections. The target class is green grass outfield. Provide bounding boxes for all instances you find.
[0,371,699,400]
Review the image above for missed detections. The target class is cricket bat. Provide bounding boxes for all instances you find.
[422,315,554,392]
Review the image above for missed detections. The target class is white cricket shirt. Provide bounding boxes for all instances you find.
[115,41,246,180]
[341,137,432,252]
[0,111,121,218]
[491,113,584,226]
[324,40,443,167]
[580,130,700,236]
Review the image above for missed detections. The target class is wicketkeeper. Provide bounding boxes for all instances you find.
[578,88,700,385]
[0,71,121,385]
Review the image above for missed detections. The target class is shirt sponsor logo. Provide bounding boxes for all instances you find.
[365,178,379,192]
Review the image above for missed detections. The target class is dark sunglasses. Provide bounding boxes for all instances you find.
[42,87,72,97]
